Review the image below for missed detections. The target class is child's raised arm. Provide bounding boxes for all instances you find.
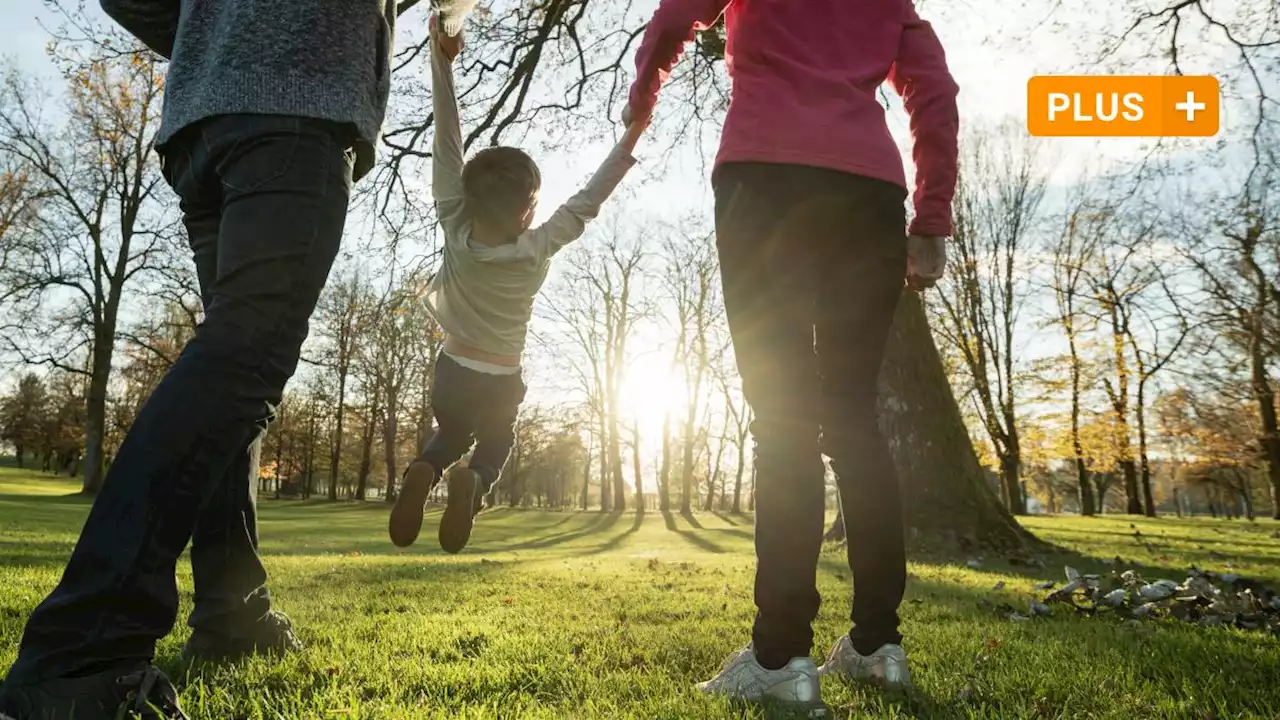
[522,119,648,262]
[430,16,467,217]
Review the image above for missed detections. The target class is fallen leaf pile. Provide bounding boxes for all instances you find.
[989,565,1280,635]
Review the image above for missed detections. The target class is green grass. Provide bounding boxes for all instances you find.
[2,466,1279,719]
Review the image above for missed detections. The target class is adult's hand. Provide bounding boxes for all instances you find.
[905,234,946,292]
[429,14,464,62]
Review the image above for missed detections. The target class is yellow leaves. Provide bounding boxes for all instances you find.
[1077,413,1129,469]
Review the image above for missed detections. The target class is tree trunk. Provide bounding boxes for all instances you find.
[706,426,726,512]
[1250,337,1280,520]
[508,434,522,507]
[581,435,592,510]
[383,393,400,503]
[632,426,645,514]
[356,404,376,501]
[731,412,748,513]
[999,452,1023,516]
[871,295,1038,550]
[731,445,745,514]
[680,410,697,515]
[1136,379,1156,517]
[303,405,317,500]
[1067,339,1094,515]
[607,409,625,511]
[1121,458,1142,515]
[1239,475,1255,521]
[329,372,347,502]
[824,505,846,542]
[14,444,24,469]
[658,413,672,512]
[80,336,113,494]
[598,414,611,512]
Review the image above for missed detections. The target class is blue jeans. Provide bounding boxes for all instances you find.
[5,114,355,682]
[415,354,526,490]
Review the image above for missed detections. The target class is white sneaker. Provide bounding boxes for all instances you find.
[819,636,911,687]
[696,646,826,714]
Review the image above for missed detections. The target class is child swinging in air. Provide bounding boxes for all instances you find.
[389,14,647,553]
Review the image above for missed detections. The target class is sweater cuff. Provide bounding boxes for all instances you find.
[908,216,953,238]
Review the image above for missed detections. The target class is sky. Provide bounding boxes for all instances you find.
[0,0,1265,440]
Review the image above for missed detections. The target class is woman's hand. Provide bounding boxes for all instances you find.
[905,235,946,292]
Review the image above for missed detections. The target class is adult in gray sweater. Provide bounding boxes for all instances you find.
[0,1,471,718]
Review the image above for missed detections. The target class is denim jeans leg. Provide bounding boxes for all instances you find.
[5,114,354,683]
[187,438,271,638]
[180,184,271,639]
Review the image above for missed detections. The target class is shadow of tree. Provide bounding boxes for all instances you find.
[664,510,726,554]
[711,510,745,526]
[473,510,624,553]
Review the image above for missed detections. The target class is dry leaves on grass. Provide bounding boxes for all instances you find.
[988,563,1280,635]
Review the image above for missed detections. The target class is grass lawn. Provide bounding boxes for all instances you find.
[2,466,1279,719]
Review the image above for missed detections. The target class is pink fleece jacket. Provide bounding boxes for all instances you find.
[629,0,960,237]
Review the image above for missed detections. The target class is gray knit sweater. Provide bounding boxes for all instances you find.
[100,0,410,180]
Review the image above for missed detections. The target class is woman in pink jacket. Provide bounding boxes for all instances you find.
[626,0,958,710]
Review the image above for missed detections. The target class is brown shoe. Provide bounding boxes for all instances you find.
[438,466,482,554]
[389,460,438,547]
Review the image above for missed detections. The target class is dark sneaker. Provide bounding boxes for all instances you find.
[438,466,482,554]
[0,663,189,719]
[181,610,301,663]
[389,459,439,547]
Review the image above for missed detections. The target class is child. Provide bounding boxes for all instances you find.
[389,15,646,553]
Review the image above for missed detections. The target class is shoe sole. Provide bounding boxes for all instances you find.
[820,664,912,688]
[438,466,478,554]
[389,461,437,547]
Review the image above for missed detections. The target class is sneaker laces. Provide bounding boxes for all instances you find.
[264,610,293,633]
[116,667,189,720]
[261,610,301,649]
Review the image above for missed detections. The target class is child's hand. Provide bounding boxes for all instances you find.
[620,111,651,153]
[429,14,464,62]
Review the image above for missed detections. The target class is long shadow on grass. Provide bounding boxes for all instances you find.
[472,510,625,553]
[663,510,727,554]
[711,510,745,526]
[682,510,704,529]
[583,510,646,555]
[0,539,78,569]
[0,490,92,506]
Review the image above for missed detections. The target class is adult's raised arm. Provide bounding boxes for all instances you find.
[627,0,733,121]
[888,0,960,238]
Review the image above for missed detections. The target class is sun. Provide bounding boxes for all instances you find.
[617,351,687,442]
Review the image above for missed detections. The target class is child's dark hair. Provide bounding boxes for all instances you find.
[462,146,542,237]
